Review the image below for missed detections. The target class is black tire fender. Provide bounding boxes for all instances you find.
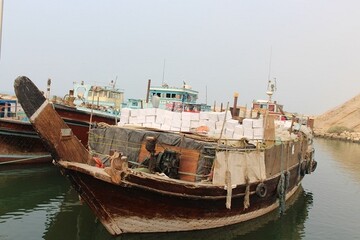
[256,182,267,198]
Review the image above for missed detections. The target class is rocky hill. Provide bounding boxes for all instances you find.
[314,93,360,133]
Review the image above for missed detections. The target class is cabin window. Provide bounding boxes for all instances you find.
[166,93,171,98]
[171,93,176,98]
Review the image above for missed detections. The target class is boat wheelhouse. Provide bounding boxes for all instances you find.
[124,81,211,112]
[72,81,125,116]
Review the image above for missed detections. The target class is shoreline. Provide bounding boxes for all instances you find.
[313,130,360,143]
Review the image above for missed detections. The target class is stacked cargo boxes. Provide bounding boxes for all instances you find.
[118,108,285,141]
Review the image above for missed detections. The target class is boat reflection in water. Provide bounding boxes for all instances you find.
[106,186,313,240]
[47,187,313,240]
[0,164,313,240]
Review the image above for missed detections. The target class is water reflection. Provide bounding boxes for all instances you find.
[0,164,68,216]
[315,138,360,182]
[0,164,69,240]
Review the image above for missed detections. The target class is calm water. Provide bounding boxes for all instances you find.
[0,138,359,240]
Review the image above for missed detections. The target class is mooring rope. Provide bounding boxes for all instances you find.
[0,154,52,165]
[277,143,286,215]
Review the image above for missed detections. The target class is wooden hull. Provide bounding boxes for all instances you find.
[60,160,303,235]
[0,119,52,165]
[52,103,118,144]
[0,104,117,165]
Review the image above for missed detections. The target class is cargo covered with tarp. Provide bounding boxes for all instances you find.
[88,126,217,182]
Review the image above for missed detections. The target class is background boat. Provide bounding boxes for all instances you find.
[0,81,123,165]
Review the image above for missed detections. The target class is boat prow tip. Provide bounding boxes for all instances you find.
[14,76,47,118]
[14,75,30,89]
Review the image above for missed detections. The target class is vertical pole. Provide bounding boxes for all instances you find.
[46,78,51,100]
[146,79,151,104]
[232,92,238,119]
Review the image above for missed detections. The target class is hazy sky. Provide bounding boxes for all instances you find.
[1,0,359,115]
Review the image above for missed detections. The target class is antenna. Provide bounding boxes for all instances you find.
[267,46,272,82]
[266,78,277,102]
[266,47,276,102]
[205,85,207,104]
[162,59,166,85]
[113,76,118,89]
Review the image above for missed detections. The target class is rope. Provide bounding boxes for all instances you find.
[243,176,250,210]
[277,172,286,214]
[225,166,232,209]
[0,154,52,165]
[277,143,286,215]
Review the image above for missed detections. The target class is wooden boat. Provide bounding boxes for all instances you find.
[14,76,317,236]
[0,95,119,165]
[123,79,211,112]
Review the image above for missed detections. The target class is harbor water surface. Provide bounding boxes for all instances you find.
[0,138,359,240]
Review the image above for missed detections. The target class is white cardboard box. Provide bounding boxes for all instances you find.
[181,119,191,128]
[181,127,190,132]
[234,125,244,135]
[225,128,234,138]
[190,112,200,121]
[252,119,264,128]
[242,119,253,128]
[145,108,157,116]
[136,116,146,124]
[130,109,139,117]
[145,115,156,123]
[225,119,239,130]
[120,108,131,117]
[190,120,200,128]
[216,121,225,130]
[160,124,171,131]
[199,112,209,120]
[208,112,219,121]
[243,128,254,139]
[181,112,192,121]
[170,126,181,132]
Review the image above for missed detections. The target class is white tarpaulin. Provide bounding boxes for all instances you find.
[213,150,266,185]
